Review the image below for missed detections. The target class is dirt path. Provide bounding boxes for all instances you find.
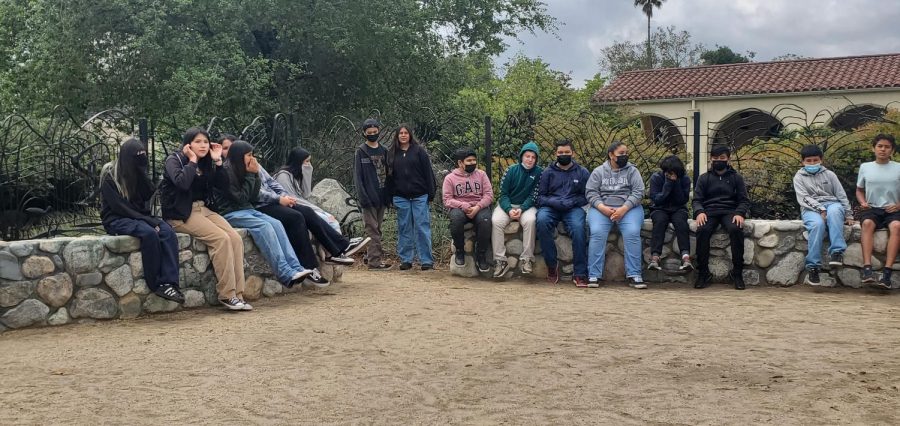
[2,270,899,424]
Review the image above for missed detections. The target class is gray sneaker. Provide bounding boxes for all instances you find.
[647,256,661,271]
[492,260,511,278]
[521,259,534,274]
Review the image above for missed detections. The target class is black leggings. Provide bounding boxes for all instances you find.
[695,213,744,274]
[257,204,349,269]
[649,209,690,257]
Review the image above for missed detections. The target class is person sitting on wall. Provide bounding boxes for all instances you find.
[647,155,693,273]
[856,133,900,288]
[585,141,646,289]
[491,141,542,278]
[692,145,751,290]
[535,139,590,286]
[443,148,494,273]
[792,144,853,286]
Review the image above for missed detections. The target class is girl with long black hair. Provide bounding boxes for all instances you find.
[385,124,436,270]
[101,138,183,303]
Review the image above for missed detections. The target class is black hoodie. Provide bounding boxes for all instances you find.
[692,166,751,218]
[386,143,436,201]
[159,152,229,221]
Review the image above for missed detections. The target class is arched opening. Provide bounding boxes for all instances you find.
[828,104,886,131]
[639,115,685,153]
[710,109,783,150]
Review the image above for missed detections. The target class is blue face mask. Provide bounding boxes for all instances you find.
[804,164,822,174]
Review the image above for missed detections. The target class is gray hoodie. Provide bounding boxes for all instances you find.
[792,167,853,219]
[585,161,645,210]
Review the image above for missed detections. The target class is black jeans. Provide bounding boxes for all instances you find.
[449,208,492,256]
[257,204,350,269]
[695,212,744,274]
[104,217,179,291]
[649,209,690,257]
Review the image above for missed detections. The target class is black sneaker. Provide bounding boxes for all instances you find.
[828,253,844,267]
[368,262,392,270]
[861,265,876,283]
[454,251,465,266]
[731,270,746,290]
[805,268,821,286]
[399,262,413,270]
[343,237,371,257]
[421,264,434,271]
[302,269,330,288]
[287,269,314,287]
[155,284,185,304]
[875,268,893,289]
[492,260,510,278]
[476,253,490,273]
[694,272,711,289]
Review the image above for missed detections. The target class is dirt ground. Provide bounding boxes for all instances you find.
[2,269,900,425]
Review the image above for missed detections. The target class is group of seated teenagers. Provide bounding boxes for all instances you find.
[354,118,899,290]
[99,128,370,311]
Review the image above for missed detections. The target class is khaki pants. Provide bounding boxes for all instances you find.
[492,206,537,262]
[169,202,245,300]
[362,206,385,265]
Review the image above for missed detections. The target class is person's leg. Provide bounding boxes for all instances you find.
[203,209,245,299]
[620,207,645,278]
[448,208,468,255]
[536,207,561,268]
[823,202,848,259]
[860,212,879,267]
[474,207,492,261]
[695,214,723,275]
[258,204,319,269]
[721,213,745,272]
[393,196,414,264]
[671,209,691,258]
[802,209,826,270]
[410,195,434,265]
[563,207,588,278]
[170,208,239,300]
[294,204,349,256]
[256,210,305,272]
[587,208,613,280]
[649,210,671,258]
[107,218,164,292]
[520,207,538,261]
[156,221,181,287]
[224,210,299,284]
[362,207,384,265]
[491,206,511,261]
[887,218,900,270]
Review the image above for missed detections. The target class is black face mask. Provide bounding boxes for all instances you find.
[615,154,628,168]
[365,133,379,142]
[464,164,477,174]
[134,153,149,169]
[557,155,572,166]
[712,160,728,171]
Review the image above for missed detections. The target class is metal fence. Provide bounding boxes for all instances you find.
[1,103,896,242]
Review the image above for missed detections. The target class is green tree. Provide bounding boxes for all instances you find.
[633,0,665,68]
[700,45,754,65]
[599,26,704,77]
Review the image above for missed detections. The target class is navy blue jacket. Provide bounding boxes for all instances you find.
[648,172,691,213]
[536,161,590,211]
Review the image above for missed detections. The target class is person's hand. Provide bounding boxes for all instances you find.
[246,156,259,173]
[845,218,856,226]
[696,212,707,227]
[154,226,160,233]
[610,205,629,221]
[733,215,745,228]
[886,203,900,213]
[466,205,481,219]
[510,208,521,220]
[209,143,223,162]
[665,171,677,181]
[279,196,296,207]
[860,202,870,210]
[182,144,198,163]
[820,210,827,220]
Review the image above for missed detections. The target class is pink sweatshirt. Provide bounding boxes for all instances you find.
[442,168,494,210]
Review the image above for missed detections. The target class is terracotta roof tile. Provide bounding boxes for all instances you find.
[593,53,900,103]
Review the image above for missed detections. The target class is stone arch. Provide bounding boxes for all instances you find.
[638,114,685,153]
[709,109,784,150]
[827,104,886,131]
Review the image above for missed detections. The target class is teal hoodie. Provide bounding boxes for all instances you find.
[498,141,543,212]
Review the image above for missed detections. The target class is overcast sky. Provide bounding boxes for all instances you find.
[499,0,900,87]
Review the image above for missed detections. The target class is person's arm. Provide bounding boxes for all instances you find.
[536,169,550,208]
[570,167,589,208]
[442,175,468,210]
[419,147,437,203]
[829,171,853,220]
[734,174,751,217]
[673,175,691,206]
[622,168,645,210]
[692,174,706,218]
[497,168,513,212]
[520,169,540,211]
[274,171,299,198]
[477,172,494,210]
[584,168,604,210]
[353,149,373,207]
[648,173,671,206]
[256,169,283,205]
[793,172,823,213]
[856,166,869,208]
[101,177,161,226]
[164,154,197,191]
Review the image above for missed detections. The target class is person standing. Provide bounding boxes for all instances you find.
[491,141,542,278]
[354,119,392,270]
[387,124,436,271]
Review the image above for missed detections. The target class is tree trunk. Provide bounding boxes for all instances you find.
[646,15,652,68]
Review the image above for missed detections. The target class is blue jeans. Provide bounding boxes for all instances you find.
[223,209,305,284]
[536,207,587,277]
[393,195,434,265]
[802,202,847,269]
[588,207,644,279]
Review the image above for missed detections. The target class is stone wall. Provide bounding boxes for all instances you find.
[0,231,343,333]
[451,218,899,289]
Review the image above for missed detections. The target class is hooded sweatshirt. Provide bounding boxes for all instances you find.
[793,166,853,219]
[442,168,494,210]
[692,166,750,217]
[648,171,691,213]
[353,142,389,208]
[498,142,543,212]
[585,161,644,210]
[536,160,590,211]
[386,143,436,201]
[159,151,228,221]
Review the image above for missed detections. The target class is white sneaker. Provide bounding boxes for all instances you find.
[238,299,253,311]
[219,297,245,311]
[628,276,647,289]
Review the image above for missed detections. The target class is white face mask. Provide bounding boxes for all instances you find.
[300,163,313,197]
